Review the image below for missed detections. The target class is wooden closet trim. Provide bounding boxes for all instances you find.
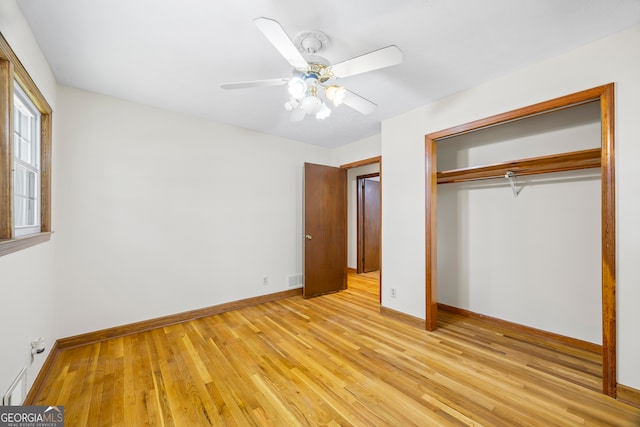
[424,83,616,397]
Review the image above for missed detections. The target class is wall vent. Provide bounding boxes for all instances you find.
[287,274,304,288]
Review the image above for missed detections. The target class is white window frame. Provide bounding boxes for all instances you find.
[13,81,42,237]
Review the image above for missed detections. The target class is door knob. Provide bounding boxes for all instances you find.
[304,234,312,240]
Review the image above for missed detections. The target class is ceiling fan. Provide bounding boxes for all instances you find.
[221,17,403,121]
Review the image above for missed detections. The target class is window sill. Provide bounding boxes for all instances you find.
[0,232,53,257]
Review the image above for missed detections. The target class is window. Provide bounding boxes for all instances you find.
[13,82,41,237]
[0,33,52,256]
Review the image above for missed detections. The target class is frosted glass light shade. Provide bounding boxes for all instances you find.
[301,96,322,114]
[316,102,331,119]
[288,77,307,99]
[325,85,346,106]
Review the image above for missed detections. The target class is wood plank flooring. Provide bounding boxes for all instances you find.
[34,272,640,426]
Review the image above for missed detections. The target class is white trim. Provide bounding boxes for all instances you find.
[13,80,41,235]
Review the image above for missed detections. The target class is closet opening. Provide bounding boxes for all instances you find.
[424,83,615,397]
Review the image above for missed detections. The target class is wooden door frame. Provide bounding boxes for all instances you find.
[356,173,381,274]
[341,156,382,302]
[424,83,616,396]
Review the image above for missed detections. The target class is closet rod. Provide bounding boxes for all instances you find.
[437,147,601,184]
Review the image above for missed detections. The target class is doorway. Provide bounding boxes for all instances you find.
[341,157,382,300]
[303,156,382,301]
[357,173,380,274]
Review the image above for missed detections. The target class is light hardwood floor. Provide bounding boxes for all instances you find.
[34,272,640,426]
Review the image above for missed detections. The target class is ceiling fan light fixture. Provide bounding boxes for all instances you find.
[316,102,331,120]
[288,77,307,99]
[301,95,323,115]
[226,18,401,122]
[285,97,301,111]
[325,85,346,106]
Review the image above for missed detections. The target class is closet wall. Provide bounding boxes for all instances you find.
[437,102,602,344]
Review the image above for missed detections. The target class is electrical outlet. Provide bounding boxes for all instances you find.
[390,288,397,298]
[263,276,269,286]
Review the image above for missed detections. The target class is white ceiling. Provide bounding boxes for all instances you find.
[16,0,640,148]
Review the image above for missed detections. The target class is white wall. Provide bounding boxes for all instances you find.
[54,86,331,337]
[0,0,58,400]
[330,134,381,167]
[381,24,640,388]
[381,106,427,314]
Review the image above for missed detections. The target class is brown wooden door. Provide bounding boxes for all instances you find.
[363,179,380,272]
[304,163,347,298]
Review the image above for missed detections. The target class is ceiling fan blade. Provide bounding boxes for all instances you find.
[342,89,377,115]
[254,17,308,69]
[290,108,306,122]
[220,78,289,90]
[330,45,403,78]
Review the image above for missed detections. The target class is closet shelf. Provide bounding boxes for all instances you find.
[436,147,601,184]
